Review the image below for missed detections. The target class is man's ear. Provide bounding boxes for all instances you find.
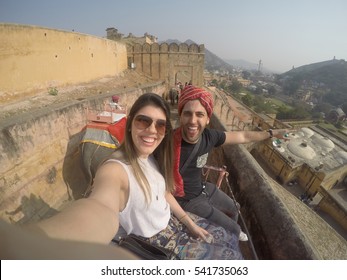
[206,117,210,125]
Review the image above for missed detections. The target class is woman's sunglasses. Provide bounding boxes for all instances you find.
[133,114,168,135]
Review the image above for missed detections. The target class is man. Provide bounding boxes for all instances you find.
[173,85,290,242]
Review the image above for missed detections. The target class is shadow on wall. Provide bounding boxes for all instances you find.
[5,194,59,224]
[62,131,89,201]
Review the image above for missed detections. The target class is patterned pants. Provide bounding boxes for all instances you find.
[145,212,243,260]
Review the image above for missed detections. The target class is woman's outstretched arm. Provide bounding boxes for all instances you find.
[26,162,128,244]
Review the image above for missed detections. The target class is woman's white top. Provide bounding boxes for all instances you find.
[107,155,170,238]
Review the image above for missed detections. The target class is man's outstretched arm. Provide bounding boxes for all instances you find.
[224,129,291,145]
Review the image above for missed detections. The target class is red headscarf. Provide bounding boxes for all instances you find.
[174,86,214,197]
[178,85,214,118]
[173,128,184,197]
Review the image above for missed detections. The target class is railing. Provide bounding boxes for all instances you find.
[202,165,259,260]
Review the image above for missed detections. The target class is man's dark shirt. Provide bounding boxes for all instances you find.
[179,128,226,200]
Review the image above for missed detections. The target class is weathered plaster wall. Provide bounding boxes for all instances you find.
[0,82,166,224]
[0,23,127,103]
[318,187,347,232]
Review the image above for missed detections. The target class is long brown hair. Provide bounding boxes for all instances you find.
[110,93,174,203]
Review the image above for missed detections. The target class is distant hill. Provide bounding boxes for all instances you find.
[162,39,182,45]
[224,59,258,70]
[204,48,234,72]
[161,39,234,72]
[281,59,347,77]
[278,59,347,106]
[224,58,276,73]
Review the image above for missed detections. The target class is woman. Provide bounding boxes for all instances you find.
[23,93,243,260]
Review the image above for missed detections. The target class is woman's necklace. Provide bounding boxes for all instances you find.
[150,170,160,201]
[139,157,160,200]
[149,170,160,201]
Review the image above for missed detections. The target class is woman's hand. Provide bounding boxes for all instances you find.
[165,192,213,243]
[184,219,213,243]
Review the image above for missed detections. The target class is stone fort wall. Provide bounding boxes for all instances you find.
[127,42,205,87]
[0,23,128,104]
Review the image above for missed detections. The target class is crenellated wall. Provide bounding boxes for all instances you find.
[127,42,205,87]
[0,23,128,104]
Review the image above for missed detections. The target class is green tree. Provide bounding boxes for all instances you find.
[210,79,218,87]
[241,94,252,107]
[219,80,227,90]
[229,79,242,93]
[292,105,311,119]
[312,103,333,116]
[268,86,277,95]
[283,75,302,96]
[277,106,292,119]
[255,87,263,95]
[277,103,311,120]
[252,95,276,114]
[323,91,347,107]
[242,70,251,79]
[341,103,347,114]
[335,121,344,129]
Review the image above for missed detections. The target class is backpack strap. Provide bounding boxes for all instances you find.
[179,136,202,174]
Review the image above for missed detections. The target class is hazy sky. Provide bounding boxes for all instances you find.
[1,0,346,73]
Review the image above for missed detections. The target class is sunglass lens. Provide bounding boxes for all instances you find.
[134,115,167,135]
[155,120,167,135]
[134,115,152,129]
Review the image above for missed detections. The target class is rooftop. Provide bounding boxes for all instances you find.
[272,127,347,172]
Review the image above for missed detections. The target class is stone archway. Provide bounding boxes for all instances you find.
[175,68,192,86]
